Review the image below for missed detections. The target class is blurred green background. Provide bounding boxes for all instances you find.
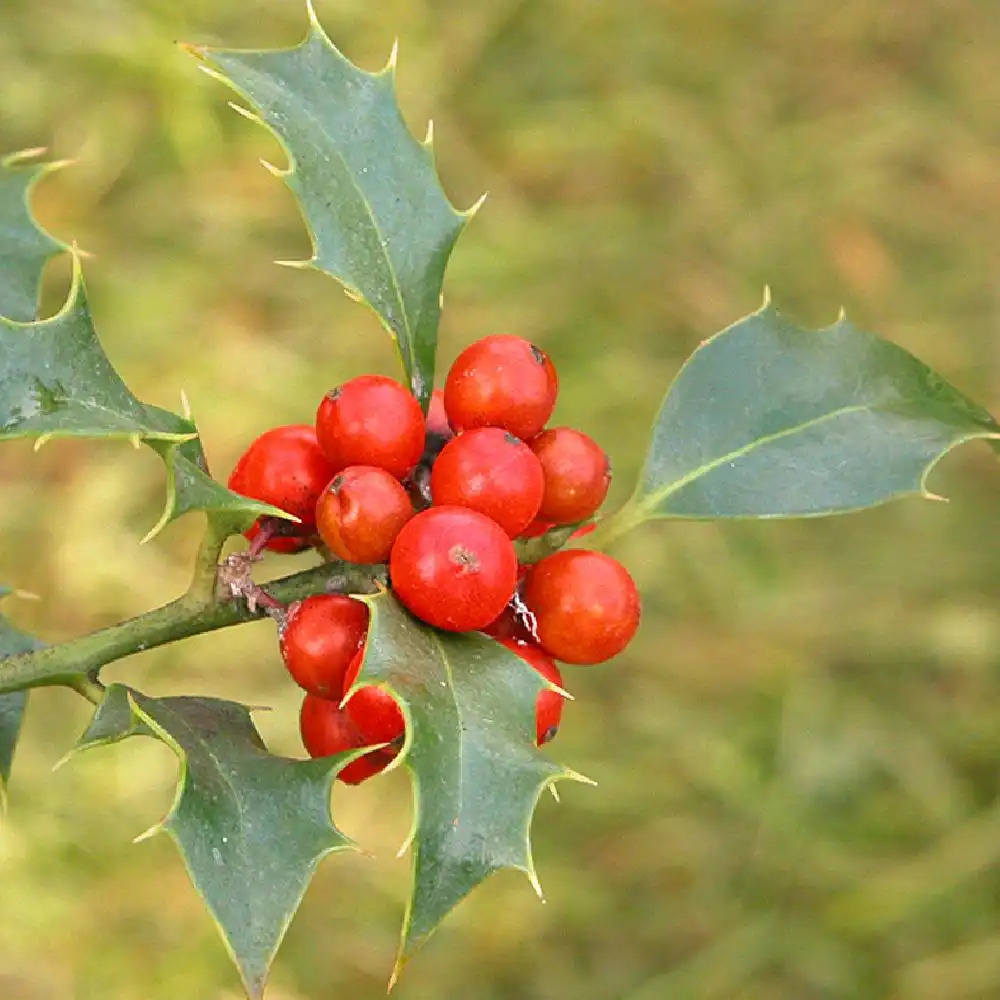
[2,1,1000,998]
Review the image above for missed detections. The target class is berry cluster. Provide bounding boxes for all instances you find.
[228,335,641,783]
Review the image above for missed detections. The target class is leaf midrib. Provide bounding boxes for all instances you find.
[640,402,871,512]
[242,38,418,373]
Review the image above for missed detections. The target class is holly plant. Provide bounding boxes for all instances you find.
[2,5,999,998]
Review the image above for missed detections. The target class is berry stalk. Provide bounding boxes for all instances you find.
[0,557,380,697]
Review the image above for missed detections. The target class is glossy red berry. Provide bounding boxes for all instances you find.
[228,424,336,553]
[444,335,558,440]
[522,550,640,664]
[531,427,611,524]
[430,428,545,538]
[342,653,406,745]
[315,465,413,564]
[315,375,424,480]
[499,639,566,745]
[389,506,518,631]
[299,694,395,785]
[280,594,369,698]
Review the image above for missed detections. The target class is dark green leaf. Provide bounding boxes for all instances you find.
[73,684,359,1000]
[142,416,293,543]
[0,148,67,321]
[189,3,470,407]
[0,260,196,445]
[0,586,44,805]
[353,591,579,982]
[616,300,1000,526]
[0,264,290,539]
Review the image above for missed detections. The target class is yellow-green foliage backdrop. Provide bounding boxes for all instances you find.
[2,2,999,998]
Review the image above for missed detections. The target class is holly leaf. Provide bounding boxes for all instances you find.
[0,587,44,807]
[0,148,68,321]
[612,299,1000,527]
[142,417,293,543]
[187,1,471,407]
[0,255,291,539]
[0,257,196,445]
[351,591,580,984]
[73,684,360,1000]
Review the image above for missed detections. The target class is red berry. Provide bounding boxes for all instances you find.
[315,465,413,564]
[531,427,611,524]
[228,424,336,553]
[315,375,424,480]
[522,550,640,664]
[342,653,405,745]
[279,594,369,698]
[389,506,518,631]
[498,639,566,745]
[430,428,544,538]
[299,694,395,785]
[444,335,558,440]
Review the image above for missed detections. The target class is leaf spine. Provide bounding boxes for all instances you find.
[228,102,262,124]
[464,191,488,219]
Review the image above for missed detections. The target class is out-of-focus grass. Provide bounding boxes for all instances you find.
[2,1,1000,998]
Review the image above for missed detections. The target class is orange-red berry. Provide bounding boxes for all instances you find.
[431,428,544,537]
[390,506,518,631]
[299,694,395,784]
[316,375,424,480]
[280,594,369,698]
[228,424,336,553]
[531,427,611,524]
[522,550,640,664]
[444,335,558,441]
[316,465,413,564]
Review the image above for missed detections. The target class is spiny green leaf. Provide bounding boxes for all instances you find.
[188,1,471,408]
[73,684,359,1000]
[0,258,195,445]
[0,148,68,321]
[0,587,44,807]
[353,591,580,983]
[142,413,292,543]
[0,259,290,540]
[619,299,1000,525]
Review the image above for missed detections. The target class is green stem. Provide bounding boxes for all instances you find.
[578,498,646,552]
[70,675,107,705]
[187,515,237,604]
[0,562,380,696]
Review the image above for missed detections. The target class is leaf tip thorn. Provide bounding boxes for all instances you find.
[259,157,287,179]
[386,38,400,72]
[528,866,545,900]
[133,821,164,844]
[567,767,598,788]
[274,258,310,270]
[51,749,76,773]
[33,433,53,453]
[923,491,949,503]
[464,191,488,219]
[177,41,205,60]
[228,102,262,124]
[761,285,773,308]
